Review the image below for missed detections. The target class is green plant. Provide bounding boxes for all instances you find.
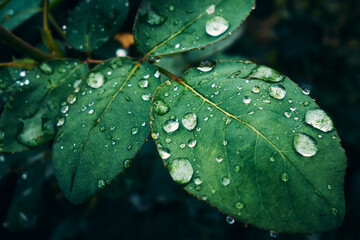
[0,0,346,235]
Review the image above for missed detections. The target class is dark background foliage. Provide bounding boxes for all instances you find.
[0,0,359,239]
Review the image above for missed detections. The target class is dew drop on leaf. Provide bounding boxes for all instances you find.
[87,72,105,88]
[194,177,202,185]
[281,172,289,182]
[269,84,286,99]
[305,109,334,132]
[188,139,197,148]
[205,16,229,37]
[163,119,179,133]
[216,156,223,163]
[140,3,166,25]
[168,158,193,184]
[249,66,284,82]
[153,100,169,115]
[197,60,216,72]
[226,216,235,224]
[222,176,231,186]
[293,133,318,157]
[138,79,148,88]
[243,96,251,104]
[206,4,215,14]
[98,179,106,189]
[235,202,244,209]
[302,87,310,95]
[181,113,197,131]
[131,127,138,135]
[123,159,132,168]
[141,94,151,101]
[158,147,171,159]
[39,62,53,74]
[269,230,278,238]
[251,85,260,93]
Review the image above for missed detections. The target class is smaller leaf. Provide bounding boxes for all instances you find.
[0,60,89,152]
[0,0,42,30]
[65,0,129,52]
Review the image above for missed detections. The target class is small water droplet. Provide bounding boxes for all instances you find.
[131,127,138,135]
[331,207,339,216]
[179,143,186,148]
[302,87,310,95]
[163,119,179,133]
[188,139,197,148]
[168,158,193,184]
[110,126,115,131]
[205,16,229,37]
[281,172,289,182]
[165,138,172,143]
[124,159,132,168]
[141,94,151,101]
[251,85,260,93]
[57,118,66,127]
[270,156,275,162]
[98,179,106,189]
[222,176,230,186]
[327,184,332,190]
[284,111,291,118]
[305,109,334,132]
[151,132,159,139]
[269,230,278,238]
[194,177,202,185]
[234,165,240,171]
[235,202,244,209]
[138,79,148,88]
[303,101,310,107]
[226,216,235,224]
[87,72,105,88]
[243,96,251,104]
[206,4,215,14]
[88,109,94,114]
[158,147,171,159]
[67,94,76,104]
[169,5,175,11]
[153,100,169,115]
[182,113,197,131]
[39,62,53,74]
[197,60,216,72]
[269,84,286,99]
[216,156,223,163]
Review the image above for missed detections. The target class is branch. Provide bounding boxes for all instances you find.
[0,25,58,62]
[42,0,63,56]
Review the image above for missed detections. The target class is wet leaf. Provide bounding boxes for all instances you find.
[150,60,346,233]
[65,0,129,52]
[0,0,42,30]
[0,60,89,152]
[134,0,255,56]
[4,160,46,231]
[52,57,161,204]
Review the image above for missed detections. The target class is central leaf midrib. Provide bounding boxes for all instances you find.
[178,79,335,209]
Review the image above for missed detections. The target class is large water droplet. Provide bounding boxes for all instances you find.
[305,109,334,132]
[153,100,169,115]
[163,119,179,133]
[293,133,318,157]
[249,66,284,82]
[158,148,171,159]
[205,16,229,37]
[87,72,105,88]
[168,158,193,184]
[222,176,230,186]
[182,113,197,131]
[269,84,286,99]
[197,60,216,72]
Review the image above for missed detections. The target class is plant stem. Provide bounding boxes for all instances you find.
[0,61,37,68]
[48,13,66,40]
[0,25,58,62]
[43,0,63,57]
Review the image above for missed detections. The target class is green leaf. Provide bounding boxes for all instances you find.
[4,160,46,231]
[52,57,162,204]
[150,60,346,233]
[133,0,255,56]
[65,0,129,52]
[0,0,42,30]
[0,60,89,152]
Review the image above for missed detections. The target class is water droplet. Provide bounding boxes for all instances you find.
[182,113,197,131]
[327,184,332,190]
[226,216,235,224]
[60,105,69,114]
[98,179,106,189]
[206,4,215,14]
[131,127,138,135]
[194,177,202,185]
[197,60,216,72]
[21,172,28,180]
[303,101,310,106]
[168,159,193,184]
[222,176,230,186]
[188,139,197,148]
[302,87,310,95]
[269,230,278,238]
[141,94,151,101]
[180,143,186,148]
[281,172,289,182]
[87,72,105,88]
[116,48,127,57]
[67,94,76,104]
[39,62,53,74]
[331,207,338,216]
[249,66,284,82]
[174,43,180,49]
[251,85,260,93]
[151,132,159,139]
[284,111,291,118]
[293,133,318,157]
[243,96,251,104]
[165,138,172,143]
[270,156,275,162]
[205,16,229,37]
[100,126,106,132]
[269,84,286,99]
[140,3,166,25]
[138,79,148,88]
[88,109,94,114]
[158,148,171,159]
[154,70,160,78]
[124,159,132,168]
[57,118,66,127]
[235,202,244,209]
[305,109,334,132]
[216,156,223,163]
[153,100,169,115]
[195,185,202,191]
[169,5,175,11]
[163,119,179,133]
[234,165,240,171]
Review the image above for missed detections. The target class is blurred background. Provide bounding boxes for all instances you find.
[0,0,359,239]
